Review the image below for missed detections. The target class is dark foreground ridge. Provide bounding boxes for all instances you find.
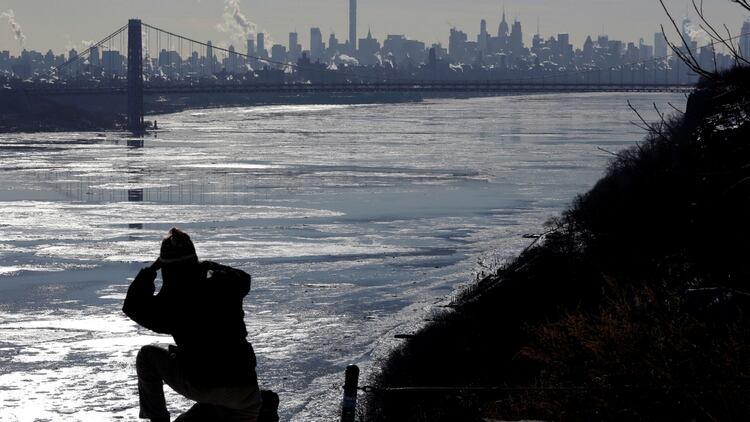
[365,66,750,421]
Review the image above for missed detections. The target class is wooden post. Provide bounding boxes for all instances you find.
[341,364,360,422]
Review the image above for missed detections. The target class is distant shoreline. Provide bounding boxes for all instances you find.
[0,91,425,134]
[0,90,682,134]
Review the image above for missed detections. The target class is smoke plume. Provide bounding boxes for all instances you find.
[217,0,257,43]
[685,21,710,46]
[1,9,26,47]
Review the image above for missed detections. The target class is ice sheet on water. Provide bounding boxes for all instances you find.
[0,94,688,420]
[173,163,284,170]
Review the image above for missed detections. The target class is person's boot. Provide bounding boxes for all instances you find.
[174,403,218,421]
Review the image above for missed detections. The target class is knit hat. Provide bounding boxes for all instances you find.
[159,227,198,265]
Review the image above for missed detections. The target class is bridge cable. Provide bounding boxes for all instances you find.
[141,22,387,82]
[43,24,128,78]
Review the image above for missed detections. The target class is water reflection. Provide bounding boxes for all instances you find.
[126,139,144,149]
[125,138,145,230]
[127,189,144,230]
[127,189,144,202]
[47,174,268,205]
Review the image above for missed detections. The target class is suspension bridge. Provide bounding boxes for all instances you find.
[16,20,695,132]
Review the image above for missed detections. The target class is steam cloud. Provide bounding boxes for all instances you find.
[685,22,710,46]
[217,0,257,42]
[1,9,26,47]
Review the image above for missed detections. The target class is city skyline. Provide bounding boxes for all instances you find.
[2,0,748,55]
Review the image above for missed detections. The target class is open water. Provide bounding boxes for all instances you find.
[0,93,685,421]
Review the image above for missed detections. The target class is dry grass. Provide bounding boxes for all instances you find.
[493,279,750,421]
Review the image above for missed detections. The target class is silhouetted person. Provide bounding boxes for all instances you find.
[123,228,261,421]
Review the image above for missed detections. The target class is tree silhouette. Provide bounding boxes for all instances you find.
[658,0,750,79]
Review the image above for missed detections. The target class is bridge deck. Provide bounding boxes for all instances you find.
[15,82,694,96]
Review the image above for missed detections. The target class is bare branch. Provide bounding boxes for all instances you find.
[731,0,750,12]
[660,25,713,80]
[658,0,714,78]
[696,21,740,58]
[628,100,668,141]
[653,102,675,133]
[597,146,620,157]
[723,24,750,66]
[711,41,718,74]
[667,102,686,115]
[630,121,653,132]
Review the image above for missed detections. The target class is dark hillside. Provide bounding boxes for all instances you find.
[364,66,750,421]
[0,91,123,132]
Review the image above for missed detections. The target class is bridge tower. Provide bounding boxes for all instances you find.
[127,19,144,132]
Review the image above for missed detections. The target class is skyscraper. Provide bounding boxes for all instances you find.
[90,46,100,67]
[350,0,357,51]
[311,27,324,61]
[289,32,301,61]
[449,28,468,62]
[583,36,594,61]
[639,38,653,60]
[478,19,488,52]
[510,20,523,54]
[271,44,287,64]
[257,33,267,58]
[206,41,214,74]
[44,49,55,67]
[358,29,380,66]
[329,33,340,54]
[654,32,667,57]
[558,33,571,62]
[228,45,238,73]
[102,50,124,76]
[245,36,255,70]
[741,20,750,60]
[498,8,509,39]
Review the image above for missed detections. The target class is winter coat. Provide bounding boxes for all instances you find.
[123,261,257,387]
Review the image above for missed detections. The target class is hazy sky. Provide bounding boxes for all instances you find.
[1,0,748,55]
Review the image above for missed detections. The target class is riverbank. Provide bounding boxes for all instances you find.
[2,88,641,134]
[365,66,750,421]
[0,90,423,133]
[0,92,124,133]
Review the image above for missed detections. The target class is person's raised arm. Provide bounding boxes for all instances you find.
[122,266,171,334]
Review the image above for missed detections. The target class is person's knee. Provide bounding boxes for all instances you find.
[136,344,165,372]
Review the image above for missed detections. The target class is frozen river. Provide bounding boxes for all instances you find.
[0,93,685,421]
